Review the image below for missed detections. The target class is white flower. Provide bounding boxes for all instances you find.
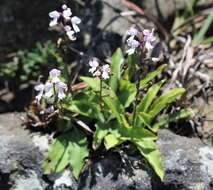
[64,25,76,41]
[49,69,61,83]
[49,11,60,27]
[71,16,81,33]
[89,58,99,74]
[126,27,138,37]
[55,81,67,100]
[34,69,67,102]
[101,64,111,79]
[44,81,54,98]
[88,58,110,79]
[34,84,45,102]
[62,4,68,10]
[126,36,140,55]
[62,6,72,20]
[143,28,156,51]
[93,70,101,78]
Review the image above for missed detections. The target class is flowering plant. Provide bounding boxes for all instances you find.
[28,4,192,181]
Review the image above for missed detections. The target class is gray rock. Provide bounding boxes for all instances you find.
[0,113,47,190]
[143,0,212,21]
[157,129,213,190]
[78,130,213,190]
[97,0,131,36]
[1,113,213,190]
[11,170,43,190]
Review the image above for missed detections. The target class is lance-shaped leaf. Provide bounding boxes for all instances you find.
[152,108,193,132]
[123,54,137,81]
[140,64,166,89]
[148,88,185,119]
[134,140,164,181]
[118,79,136,108]
[109,48,123,92]
[138,80,165,113]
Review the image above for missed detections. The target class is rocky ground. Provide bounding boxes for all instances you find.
[0,0,212,190]
[0,113,213,190]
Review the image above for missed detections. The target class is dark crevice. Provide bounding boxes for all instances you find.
[0,173,12,190]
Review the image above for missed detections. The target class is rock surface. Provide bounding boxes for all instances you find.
[0,113,213,190]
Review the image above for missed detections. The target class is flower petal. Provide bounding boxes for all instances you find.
[71,16,81,24]
[49,11,60,19]
[126,27,138,36]
[66,30,76,41]
[49,69,61,78]
[126,48,135,55]
[49,18,58,27]
[63,8,72,20]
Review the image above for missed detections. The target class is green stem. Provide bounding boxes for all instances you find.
[132,51,144,126]
[99,78,103,111]
[53,84,58,106]
[132,73,140,126]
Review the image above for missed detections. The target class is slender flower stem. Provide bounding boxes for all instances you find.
[53,84,58,106]
[132,50,143,126]
[99,78,103,111]
[132,73,139,126]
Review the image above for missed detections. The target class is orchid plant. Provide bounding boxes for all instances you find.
[30,4,192,181]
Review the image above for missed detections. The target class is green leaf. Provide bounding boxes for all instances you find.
[80,77,101,92]
[43,129,89,179]
[103,96,129,129]
[104,133,124,150]
[135,140,164,181]
[109,48,123,92]
[140,64,166,89]
[127,126,157,141]
[43,135,69,174]
[118,79,136,108]
[114,120,157,141]
[193,13,213,44]
[148,88,185,118]
[138,80,165,113]
[81,76,129,128]
[93,121,112,150]
[136,112,153,129]
[152,108,193,132]
[64,100,105,123]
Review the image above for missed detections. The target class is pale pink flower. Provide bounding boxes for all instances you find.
[126,27,138,37]
[71,16,81,33]
[89,58,99,74]
[64,25,76,41]
[62,5,72,20]
[62,4,68,10]
[44,81,54,98]
[55,81,67,100]
[93,70,101,78]
[126,36,140,55]
[143,28,156,51]
[101,64,111,79]
[49,69,61,83]
[49,11,60,27]
[34,84,45,102]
